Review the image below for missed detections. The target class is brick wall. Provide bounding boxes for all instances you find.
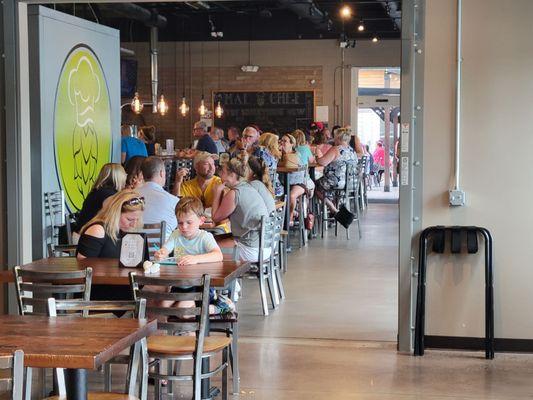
[122,64,323,149]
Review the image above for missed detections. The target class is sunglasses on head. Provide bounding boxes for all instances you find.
[124,197,145,206]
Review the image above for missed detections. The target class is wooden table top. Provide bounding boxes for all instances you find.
[0,315,157,369]
[0,258,250,288]
[276,165,307,173]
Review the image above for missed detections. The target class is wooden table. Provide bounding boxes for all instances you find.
[0,315,157,400]
[0,258,250,289]
[276,166,307,232]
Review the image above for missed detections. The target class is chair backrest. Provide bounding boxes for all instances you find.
[258,211,278,266]
[129,273,210,337]
[272,197,286,254]
[140,222,167,259]
[0,350,24,400]
[47,298,146,319]
[47,244,77,258]
[13,267,93,316]
[44,191,66,245]
[345,162,361,194]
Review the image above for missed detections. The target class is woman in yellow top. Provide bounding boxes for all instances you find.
[174,151,229,233]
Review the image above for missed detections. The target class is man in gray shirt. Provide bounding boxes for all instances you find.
[138,156,179,238]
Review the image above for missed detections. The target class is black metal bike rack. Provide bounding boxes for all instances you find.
[414,226,494,359]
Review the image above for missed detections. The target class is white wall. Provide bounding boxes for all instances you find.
[423,0,533,339]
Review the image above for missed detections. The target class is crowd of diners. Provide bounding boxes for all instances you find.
[72,121,369,312]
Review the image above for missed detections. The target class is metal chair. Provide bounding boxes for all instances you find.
[0,350,24,400]
[13,267,92,398]
[140,222,167,260]
[44,298,149,400]
[320,162,362,240]
[270,204,286,303]
[43,191,66,246]
[255,212,279,316]
[47,244,77,258]
[129,273,230,400]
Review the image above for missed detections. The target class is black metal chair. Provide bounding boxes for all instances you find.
[140,222,167,260]
[129,273,230,400]
[0,350,24,400]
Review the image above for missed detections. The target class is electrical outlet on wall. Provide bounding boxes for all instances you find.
[449,190,466,206]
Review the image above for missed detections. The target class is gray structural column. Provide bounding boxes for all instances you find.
[3,0,32,313]
[398,0,425,353]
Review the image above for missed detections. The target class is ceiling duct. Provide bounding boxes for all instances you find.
[96,4,167,28]
[278,0,332,31]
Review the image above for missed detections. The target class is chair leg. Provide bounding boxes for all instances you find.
[231,321,240,394]
[166,360,174,396]
[222,348,228,400]
[154,361,161,400]
[267,261,279,309]
[39,368,47,399]
[275,266,286,300]
[24,367,32,400]
[321,201,326,238]
[257,267,269,316]
[104,363,111,392]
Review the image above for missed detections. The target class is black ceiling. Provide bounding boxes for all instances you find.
[45,1,401,42]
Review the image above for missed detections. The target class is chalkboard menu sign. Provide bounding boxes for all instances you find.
[213,91,314,135]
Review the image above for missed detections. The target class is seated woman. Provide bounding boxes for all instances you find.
[255,132,284,197]
[313,128,333,157]
[211,155,270,262]
[76,163,127,234]
[279,134,307,226]
[124,155,146,190]
[247,156,276,214]
[315,127,358,228]
[77,190,145,300]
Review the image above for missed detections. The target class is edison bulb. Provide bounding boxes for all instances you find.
[215,101,224,118]
[131,92,143,114]
[157,95,169,116]
[179,97,189,117]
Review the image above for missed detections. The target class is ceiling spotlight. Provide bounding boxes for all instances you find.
[358,20,365,32]
[340,5,352,19]
[372,35,379,43]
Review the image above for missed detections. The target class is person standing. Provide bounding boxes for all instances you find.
[121,125,148,164]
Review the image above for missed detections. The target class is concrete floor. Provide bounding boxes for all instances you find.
[238,203,399,341]
[65,204,533,398]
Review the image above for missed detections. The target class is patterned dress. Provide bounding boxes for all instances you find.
[318,145,358,191]
[253,146,284,197]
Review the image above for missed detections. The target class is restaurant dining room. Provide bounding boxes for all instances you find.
[2,1,533,400]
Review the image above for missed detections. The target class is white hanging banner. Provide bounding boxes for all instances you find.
[401,123,410,153]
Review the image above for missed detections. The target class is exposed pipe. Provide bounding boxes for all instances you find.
[150,27,159,114]
[96,4,167,28]
[454,0,463,190]
[278,0,332,31]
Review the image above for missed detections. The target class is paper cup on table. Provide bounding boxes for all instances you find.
[166,139,174,154]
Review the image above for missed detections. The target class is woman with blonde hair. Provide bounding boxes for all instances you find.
[211,154,270,262]
[76,163,127,232]
[292,129,316,166]
[77,190,145,299]
[255,132,283,196]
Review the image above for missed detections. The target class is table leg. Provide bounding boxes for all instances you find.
[65,369,87,400]
[281,172,290,231]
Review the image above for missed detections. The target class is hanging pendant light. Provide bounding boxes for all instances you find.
[215,101,223,118]
[198,42,208,116]
[131,92,144,114]
[198,95,207,116]
[157,94,169,116]
[178,22,189,117]
[179,96,189,117]
[214,41,224,118]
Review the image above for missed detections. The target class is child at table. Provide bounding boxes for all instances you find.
[153,197,233,314]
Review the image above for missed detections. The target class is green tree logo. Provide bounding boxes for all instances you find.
[54,45,112,211]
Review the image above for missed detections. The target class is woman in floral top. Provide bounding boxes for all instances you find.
[255,133,284,197]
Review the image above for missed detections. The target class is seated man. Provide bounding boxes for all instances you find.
[174,151,229,234]
[193,121,218,154]
[138,156,179,238]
